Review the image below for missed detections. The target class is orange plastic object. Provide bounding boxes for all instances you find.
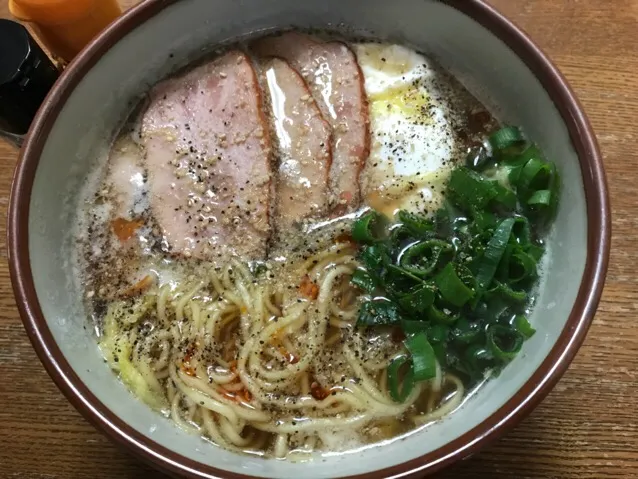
[9,0,122,63]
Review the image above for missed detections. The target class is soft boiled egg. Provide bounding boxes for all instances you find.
[354,43,462,217]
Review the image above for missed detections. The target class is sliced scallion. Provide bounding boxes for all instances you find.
[352,211,388,244]
[513,314,536,339]
[427,303,459,325]
[357,300,403,327]
[475,218,515,290]
[451,318,483,344]
[387,355,415,402]
[399,239,454,277]
[527,189,551,206]
[401,319,429,336]
[489,126,525,151]
[487,324,524,360]
[351,269,377,294]
[486,281,527,303]
[434,263,475,307]
[448,167,498,211]
[398,283,436,314]
[397,210,435,238]
[405,332,437,381]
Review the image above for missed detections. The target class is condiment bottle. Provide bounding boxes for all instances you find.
[0,19,59,147]
[8,0,122,64]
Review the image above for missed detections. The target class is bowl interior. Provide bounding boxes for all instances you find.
[24,0,586,477]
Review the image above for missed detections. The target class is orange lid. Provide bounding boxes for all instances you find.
[9,0,99,25]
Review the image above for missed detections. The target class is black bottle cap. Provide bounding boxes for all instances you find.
[0,19,59,136]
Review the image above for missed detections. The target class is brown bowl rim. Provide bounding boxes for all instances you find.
[7,0,610,478]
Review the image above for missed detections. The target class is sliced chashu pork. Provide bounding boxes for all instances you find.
[141,50,272,261]
[253,32,370,213]
[262,58,332,230]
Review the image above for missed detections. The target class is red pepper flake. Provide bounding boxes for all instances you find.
[241,389,253,402]
[228,360,238,373]
[270,336,300,365]
[220,389,236,401]
[277,346,299,364]
[299,274,319,300]
[120,275,154,298]
[111,218,144,242]
[220,385,252,403]
[181,344,197,377]
[310,381,331,400]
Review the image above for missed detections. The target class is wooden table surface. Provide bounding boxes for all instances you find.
[1,1,636,478]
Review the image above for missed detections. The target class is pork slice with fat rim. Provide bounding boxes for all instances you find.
[253,32,370,213]
[262,57,332,231]
[141,50,272,262]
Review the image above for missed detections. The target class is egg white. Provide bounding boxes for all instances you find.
[355,43,460,217]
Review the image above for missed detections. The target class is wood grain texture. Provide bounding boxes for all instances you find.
[0,1,636,478]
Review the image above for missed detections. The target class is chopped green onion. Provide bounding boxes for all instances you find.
[352,211,388,244]
[389,224,412,247]
[506,144,543,167]
[348,125,558,391]
[399,239,454,277]
[384,264,422,295]
[357,300,403,327]
[401,319,429,336]
[487,324,524,360]
[491,182,517,210]
[451,318,483,343]
[508,164,524,185]
[434,263,475,307]
[489,126,525,151]
[427,304,459,325]
[475,218,515,290]
[456,262,479,290]
[471,209,497,232]
[527,189,551,206]
[396,210,435,238]
[475,298,510,323]
[463,344,494,378]
[387,355,415,402]
[526,163,560,224]
[427,324,450,343]
[435,200,464,237]
[351,269,376,294]
[511,216,531,247]
[512,314,536,339]
[398,283,436,314]
[508,250,538,283]
[547,163,561,222]
[495,243,514,281]
[405,332,437,381]
[448,167,498,211]
[359,244,390,272]
[517,158,551,200]
[486,281,527,303]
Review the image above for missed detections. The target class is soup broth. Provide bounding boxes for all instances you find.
[77,31,555,460]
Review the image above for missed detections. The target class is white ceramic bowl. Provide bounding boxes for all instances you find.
[8,0,610,477]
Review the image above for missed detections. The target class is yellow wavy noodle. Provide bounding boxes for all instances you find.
[98,243,464,458]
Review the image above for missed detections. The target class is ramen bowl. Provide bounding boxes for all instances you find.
[8,0,610,477]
